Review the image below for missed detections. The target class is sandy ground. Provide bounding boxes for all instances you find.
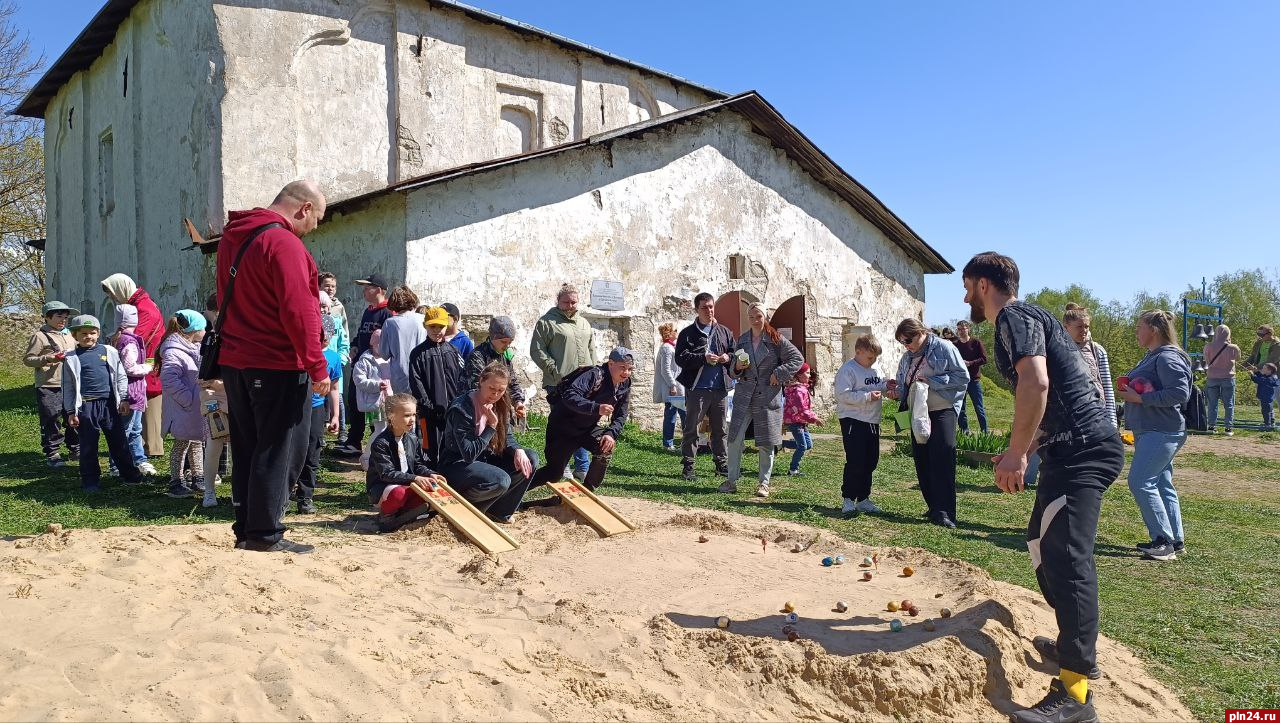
[0,498,1191,722]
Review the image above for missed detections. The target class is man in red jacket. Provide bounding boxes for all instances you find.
[217,180,329,554]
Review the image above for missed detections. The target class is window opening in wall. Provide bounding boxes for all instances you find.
[122,56,128,97]
[68,107,74,129]
[728,254,747,280]
[98,129,115,217]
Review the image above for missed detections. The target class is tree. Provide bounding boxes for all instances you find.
[0,0,44,319]
[1206,269,1280,341]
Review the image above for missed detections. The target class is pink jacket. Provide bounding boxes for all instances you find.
[783,384,820,425]
[114,330,149,410]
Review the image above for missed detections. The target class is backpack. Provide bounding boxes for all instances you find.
[547,365,604,407]
[1181,384,1208,432]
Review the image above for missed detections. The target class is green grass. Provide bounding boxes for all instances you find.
[1,368,1276,721]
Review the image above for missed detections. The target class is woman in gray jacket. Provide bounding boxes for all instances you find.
[1119,310,1192,562]
[887,318,969,528]
[719,304,804,498]
[652,322,685,450]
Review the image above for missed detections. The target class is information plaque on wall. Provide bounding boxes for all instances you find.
[590,279,625,311]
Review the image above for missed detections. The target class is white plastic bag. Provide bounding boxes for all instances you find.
[908,381,932,444]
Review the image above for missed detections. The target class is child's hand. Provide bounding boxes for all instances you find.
[869,390,882,401]
[514,401,527,419]
[414,475,439,491]
[118,401,132,415]
[326,416,339,434]
[141,363,154,376]
[68,414,79,429]
[379,380,392,394]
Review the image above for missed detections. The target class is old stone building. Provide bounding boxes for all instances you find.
[20,0,952,425]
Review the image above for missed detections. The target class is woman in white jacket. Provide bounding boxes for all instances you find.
[834,334,889,516]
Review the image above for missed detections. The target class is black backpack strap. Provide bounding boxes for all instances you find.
[214,223,282,338]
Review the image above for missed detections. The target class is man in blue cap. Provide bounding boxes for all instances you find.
[527,346,634,491]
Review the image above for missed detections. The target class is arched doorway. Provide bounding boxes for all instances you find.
[714,290,758,337]
[771,295,808,363]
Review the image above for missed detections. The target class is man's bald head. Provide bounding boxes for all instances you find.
[269,179,327,237]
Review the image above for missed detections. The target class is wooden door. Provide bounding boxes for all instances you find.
[771,295,807,363]
[714,292,749,337]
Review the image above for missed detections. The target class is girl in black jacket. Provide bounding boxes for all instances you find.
[365,393,445,532]
[437,362,539,523]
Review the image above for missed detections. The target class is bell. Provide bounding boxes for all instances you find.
[1193,358,1207,373]
[1192,323,1211,341]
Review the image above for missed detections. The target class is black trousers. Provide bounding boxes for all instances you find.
[1031,433,1124,676]
[911,407,958,521]
[342,373,366,447]
[296,404,326,503]
[76,398,141,487]
[530,425,614,491]
[224,366,310,544]
[440,447,539,520]
[839,417,880,502]
[36,386,79,460]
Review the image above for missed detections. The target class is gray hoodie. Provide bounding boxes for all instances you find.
[1124,345,1192,434]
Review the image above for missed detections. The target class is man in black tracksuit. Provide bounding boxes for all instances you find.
[963,252,1122,723]
[528,347,634,491]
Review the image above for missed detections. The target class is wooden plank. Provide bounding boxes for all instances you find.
[548,479,637,537]
[409,481,517,555]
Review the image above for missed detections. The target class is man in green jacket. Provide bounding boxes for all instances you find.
[530,284,598,480]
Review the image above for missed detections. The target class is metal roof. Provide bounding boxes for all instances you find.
[14,0,725,118]
[327,92,953,274]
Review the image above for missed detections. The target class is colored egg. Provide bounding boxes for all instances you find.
[887,601,900,612]
[941,608,953,618]
[716,616,730,629]
[903,566,915,577]
[889,619,903,632]
[783,601,796,613]
[835,601,848,613]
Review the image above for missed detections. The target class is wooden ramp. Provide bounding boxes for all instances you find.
[548,479,638,537]
[410,481,518,555]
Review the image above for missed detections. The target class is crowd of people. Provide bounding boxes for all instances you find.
[20,179,1280,721]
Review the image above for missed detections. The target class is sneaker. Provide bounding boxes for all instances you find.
[48,458,66,469]
[787,468,803,477]
[662,443,676,451]
[137,461,158,476]
[332,444,362,458]
[717,479,738,493]
[213,475,223,486]
[297,498,316,514]
[1010,678,1098,723]
[1031,636,1101,679]
[1135,539,1164,552]
[377,503,432,533]
[931,511,957,529]
[165,481,192,498]
[236,539,314,554]
[1142,542,1177,561]
[842,498,858,515]
[562,466,574,480]
[715,463,729,476]
[190,478,206,493]
[754,483,770,498]
[682,464,696,481]
[572,468,587,483]
[1173,540,1186,554]
[202,494,218,508]
[858,498,883,514]
[1225,430,1234,436]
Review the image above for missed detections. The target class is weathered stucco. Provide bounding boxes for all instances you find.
[307,110,926,426]
[42,0,716,314]
[43,0,223,317]
[214,0,716,215]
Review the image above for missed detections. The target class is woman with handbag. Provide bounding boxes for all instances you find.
[718,304,804,498]
[886,318,969,528]
[1202,324,1239,435]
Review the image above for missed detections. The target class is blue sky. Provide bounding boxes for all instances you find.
[16,1,1280,324]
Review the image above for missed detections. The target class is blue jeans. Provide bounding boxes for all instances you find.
[126,408,147,465]
[780,423,812,471]
[545,385,589,473]
[958,378,988,433]
[1024,450,1041,487]
[1203,377,1235,431]
[1262,396,1277,428]
[1127,430,1186,544]
[662,402,685,447]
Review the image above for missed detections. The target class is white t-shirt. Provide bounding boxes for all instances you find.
[395,435,409,473]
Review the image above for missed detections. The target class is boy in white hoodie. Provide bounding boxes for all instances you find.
[834,334,889,517]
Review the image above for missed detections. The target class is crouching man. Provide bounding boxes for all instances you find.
[529,347,634,491]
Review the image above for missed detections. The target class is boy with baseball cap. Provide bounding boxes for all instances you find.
[24,301,80,467]
[61,315,144,491]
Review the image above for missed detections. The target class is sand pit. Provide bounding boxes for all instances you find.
[0,499,1190,722]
